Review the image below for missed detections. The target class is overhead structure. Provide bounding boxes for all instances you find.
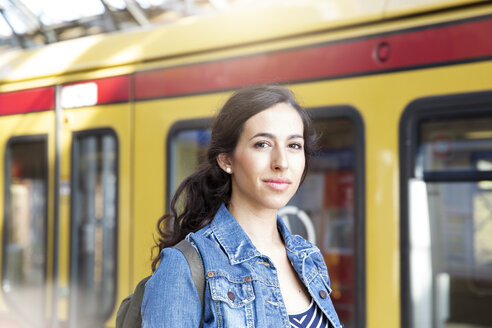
[0,0,238,51]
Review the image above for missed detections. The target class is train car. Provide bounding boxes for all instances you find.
[1,0,492,327]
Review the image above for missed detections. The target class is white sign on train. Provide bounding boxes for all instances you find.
[61,82,98,109]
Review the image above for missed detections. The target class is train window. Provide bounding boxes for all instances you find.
[2,137,48,326]
[167,109,364,328]
[168,126,211,196]
[70,130,117,327]
[401,93,492,328]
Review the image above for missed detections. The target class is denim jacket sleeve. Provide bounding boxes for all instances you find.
[141,247,201,328]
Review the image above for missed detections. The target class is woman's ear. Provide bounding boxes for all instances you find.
[217,153,233,174]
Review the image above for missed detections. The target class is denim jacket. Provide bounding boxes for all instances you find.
[142,204,342,327]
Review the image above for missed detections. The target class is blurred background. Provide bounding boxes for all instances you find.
[0,0,257,51]
[0,0,492,328]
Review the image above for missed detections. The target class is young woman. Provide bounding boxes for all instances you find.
[142,85,342,328]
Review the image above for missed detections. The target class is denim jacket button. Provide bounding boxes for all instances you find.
[227,291,236,301]
[319,290,328,299]
[207,271,214,278]
[245,276,252,282]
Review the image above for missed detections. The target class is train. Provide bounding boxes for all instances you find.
[1,0,492,327]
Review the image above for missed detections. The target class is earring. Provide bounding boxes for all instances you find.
[226,167,231,174]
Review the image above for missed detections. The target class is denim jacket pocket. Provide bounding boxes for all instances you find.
[209,273,255,327]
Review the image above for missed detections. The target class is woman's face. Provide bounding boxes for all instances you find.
[225,102,305,212]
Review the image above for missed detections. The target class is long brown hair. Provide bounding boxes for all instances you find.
[151,85,316,271]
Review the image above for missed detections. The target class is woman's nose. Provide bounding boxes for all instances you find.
[272,148,288,171]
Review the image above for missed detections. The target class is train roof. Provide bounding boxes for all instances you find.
[0,0,486,86]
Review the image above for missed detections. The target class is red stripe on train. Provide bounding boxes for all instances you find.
[135,17,492,99]
[0,75,130,115]
[62,75,131,105]
[1,16,491,112]
[0,87,55,115]
[96,75,131,105]
[71,75,131,105]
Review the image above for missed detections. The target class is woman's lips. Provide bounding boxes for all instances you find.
[263,179,291,191]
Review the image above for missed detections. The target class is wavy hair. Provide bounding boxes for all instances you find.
[151,85,316,271]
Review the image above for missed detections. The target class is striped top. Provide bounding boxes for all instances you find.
[289,299,332,328]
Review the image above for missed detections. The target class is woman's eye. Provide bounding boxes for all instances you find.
[289,143,303,150]
[254,141,269,148]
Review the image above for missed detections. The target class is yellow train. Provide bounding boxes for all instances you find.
[1,0,492,327]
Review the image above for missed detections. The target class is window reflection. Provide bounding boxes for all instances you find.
[3,138,47,327]
[70,132,117,328]
[410,117,492,327]
[169,129,210,195]
[416,117,492,177]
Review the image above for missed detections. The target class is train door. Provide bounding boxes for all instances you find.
[58,77,132,328]
[401,92,492,328]
[166,106,365,328]
[0,86,55,327]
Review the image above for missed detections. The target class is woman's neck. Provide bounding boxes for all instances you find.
[227,201,284,253]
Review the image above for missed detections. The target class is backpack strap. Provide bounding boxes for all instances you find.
[116,275,151,328]
[116,240,205,328]
[173,239,205,327]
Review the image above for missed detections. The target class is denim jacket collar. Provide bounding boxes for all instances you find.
[211,203,314,265]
